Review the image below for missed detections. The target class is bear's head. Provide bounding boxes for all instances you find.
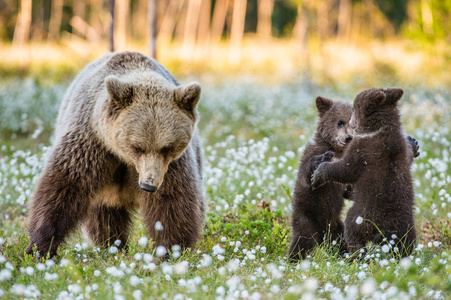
[315,96,354,151]
[350,88,403,134]
[104,73,201,192]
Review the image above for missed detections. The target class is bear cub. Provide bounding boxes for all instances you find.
[289,96,354,260]
[26,51,204,257]
[311,88,417,257]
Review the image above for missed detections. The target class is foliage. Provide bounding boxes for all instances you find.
[0,78,450,298]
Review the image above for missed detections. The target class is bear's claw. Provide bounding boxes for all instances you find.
[407,136,420,158]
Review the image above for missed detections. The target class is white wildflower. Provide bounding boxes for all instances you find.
[132,290,142,300]
[68,284,82,295]
[212,244,225,255]
[249,292,262,300]
[400,258,412,269]
[109,246,118,254]
[129,275,141,287]
[200,254,212,267]
[60,259,70,267]
[156,246,167,257]
[138,237,148,248]
[216,286,225,296]
[304,278,318,292]
[361,278,376,296]
[143,253,153,263]
[270,285,280,294]
[226,276,240,290]
[155,221,163,231]
[174,261,189,275]
[0,269,12,281]
[25,266,34,276]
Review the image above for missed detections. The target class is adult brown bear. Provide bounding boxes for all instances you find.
[26,51,204,257]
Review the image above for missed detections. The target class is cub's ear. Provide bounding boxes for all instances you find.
[382,88,403,105]
[105,75,135,109]
[365,89,386,106]
[315,96,333,117]
[174,82,201,111]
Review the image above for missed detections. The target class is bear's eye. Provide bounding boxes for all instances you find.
[160,147,172,155]
[337,120,345,127]
[132,146,145,155]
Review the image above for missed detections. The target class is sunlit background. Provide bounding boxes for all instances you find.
[1,0,450,85]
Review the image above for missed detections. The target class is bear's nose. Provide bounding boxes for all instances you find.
[140,182,157,192]
[345,135,353,143]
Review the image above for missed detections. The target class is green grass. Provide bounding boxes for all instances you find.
[0,78,450,299]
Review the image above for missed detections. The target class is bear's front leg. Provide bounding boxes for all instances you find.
[26,164,90,257]
[141,195,204,256]
[26,139,115,257]
[140,165,204,256]
[311,152,364,190]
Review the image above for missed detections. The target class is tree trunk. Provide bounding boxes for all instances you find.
[210,0,229,46]
[89,0,105,38]
[183,0,202,57]
[158,0,184,45]
[197,0,211,45]
[175,1,188,42]
[421,0,433,34]
[109,0,115,51]
[13,0,32,47]
[147,0,157,58]
[257,0,274,38]
[114,0,129,50]
[293,1,308,47]
[33,0,45,40]
[48,0,64,40]
[337,0,351,40]
[316,0,330,40]
[73,0,86,37]
[229,0,247,64]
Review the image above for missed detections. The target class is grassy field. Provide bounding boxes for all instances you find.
[0,75,450,299]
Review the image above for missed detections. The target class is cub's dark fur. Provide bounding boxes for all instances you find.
[289,97,354,260]
[312,88,417,257]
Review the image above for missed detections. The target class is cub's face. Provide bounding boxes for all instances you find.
[105,74,201,192]
[315,97,354,151]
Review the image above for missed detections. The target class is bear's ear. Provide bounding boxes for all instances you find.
[365,89,386,106]
[315,96,333,117]
[105,75,135,109]
[174,82,201,111]
[383,88,403,105]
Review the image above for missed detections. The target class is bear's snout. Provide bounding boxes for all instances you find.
[345,135,353,143]
[140,182,157,192]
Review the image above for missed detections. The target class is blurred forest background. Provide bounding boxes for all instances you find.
[1,0,450,85]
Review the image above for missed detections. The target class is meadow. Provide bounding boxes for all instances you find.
[0,73,450,299]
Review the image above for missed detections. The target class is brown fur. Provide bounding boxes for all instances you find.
[26,51,204,257]
[311,88,417,257]
[289,97,354,260]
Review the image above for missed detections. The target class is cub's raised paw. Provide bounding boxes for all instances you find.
[407,136,420,158]
[321,151,335,163]
[311,164,327,190]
